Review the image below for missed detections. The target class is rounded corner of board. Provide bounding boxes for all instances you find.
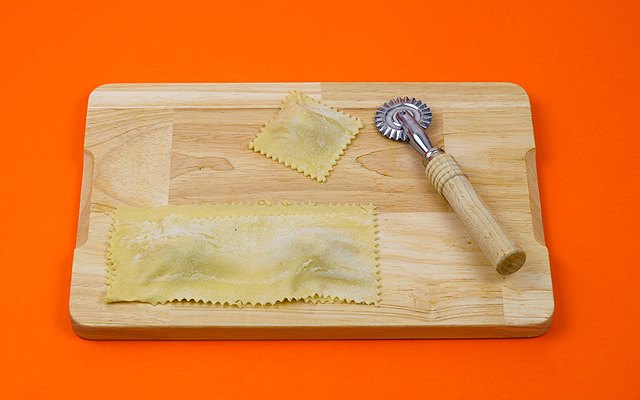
[528,313,555,338]
[501,82,531,100]
[69,313,98,340]
[515,301,555,339]
[87,83,124,108]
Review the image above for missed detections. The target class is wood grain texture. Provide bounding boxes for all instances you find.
[69,82,554,340]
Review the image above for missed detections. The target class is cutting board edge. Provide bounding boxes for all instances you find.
[86,81,532,109]
[70,314,553,340]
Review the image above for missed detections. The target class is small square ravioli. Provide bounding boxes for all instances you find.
[250,91,364,182]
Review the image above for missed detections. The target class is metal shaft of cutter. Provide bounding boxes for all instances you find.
[396,111,444,161]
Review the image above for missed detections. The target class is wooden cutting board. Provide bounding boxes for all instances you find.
[70,82,553,340]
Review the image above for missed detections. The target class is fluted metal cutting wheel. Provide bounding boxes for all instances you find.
[375,97,432,141]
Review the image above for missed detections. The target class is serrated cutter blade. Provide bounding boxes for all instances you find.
[375,97,432,141]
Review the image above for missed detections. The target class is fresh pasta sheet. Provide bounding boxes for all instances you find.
[105,203,380,306]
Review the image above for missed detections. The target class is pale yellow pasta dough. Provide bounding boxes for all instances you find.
[105,203,379,306]
[249,91,364,182]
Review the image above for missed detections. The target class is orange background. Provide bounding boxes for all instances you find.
[2,0,639,398]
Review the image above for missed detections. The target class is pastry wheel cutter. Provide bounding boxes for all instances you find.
[375,98,526,275]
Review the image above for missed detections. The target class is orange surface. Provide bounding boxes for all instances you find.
[1,0,639,398]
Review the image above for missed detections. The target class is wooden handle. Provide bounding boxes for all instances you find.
[425,152,526,275]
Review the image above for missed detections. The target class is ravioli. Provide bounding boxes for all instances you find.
[105,203,380,306]
[250,91,364,182]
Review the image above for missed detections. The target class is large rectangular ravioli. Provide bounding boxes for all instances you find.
[105,203,379,306]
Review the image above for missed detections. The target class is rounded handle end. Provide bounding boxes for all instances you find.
[495,246,527,275]
[425,152,528,275]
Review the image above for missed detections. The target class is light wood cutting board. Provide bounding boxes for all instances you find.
[70,82,553,340]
